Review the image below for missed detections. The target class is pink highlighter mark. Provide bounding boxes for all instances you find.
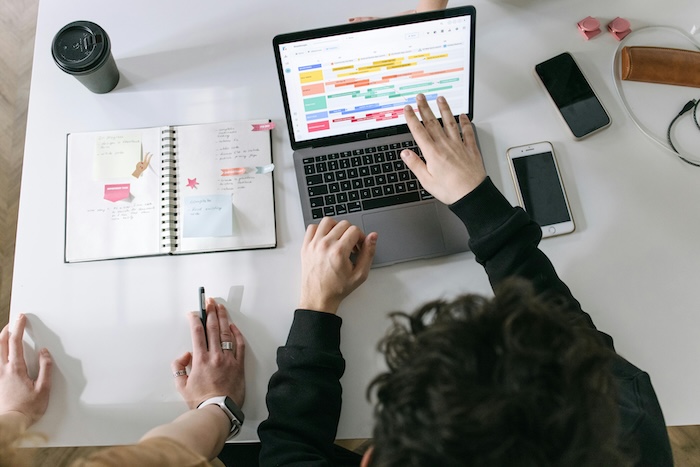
[221,164,275,177]
[221,167,247,176]
[104,184,130,202]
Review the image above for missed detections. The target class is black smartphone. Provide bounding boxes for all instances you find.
[535,52,611,139]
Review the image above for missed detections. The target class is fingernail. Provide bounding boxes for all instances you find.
[401,150,410,159]
[438,96,446,103]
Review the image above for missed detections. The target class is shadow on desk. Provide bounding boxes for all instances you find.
[24,313,88,435]
[218,443,261,467]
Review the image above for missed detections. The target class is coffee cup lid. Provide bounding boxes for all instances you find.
[52,21,110,74]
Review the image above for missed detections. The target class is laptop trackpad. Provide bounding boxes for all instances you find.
[362,203,445,264]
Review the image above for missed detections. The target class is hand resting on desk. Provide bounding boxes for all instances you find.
[143,297,246,459]
[172,298,245,409]
[299,217,378,314]
[0,314,52,431]
[0,300,248,465]
[0,313,52,466]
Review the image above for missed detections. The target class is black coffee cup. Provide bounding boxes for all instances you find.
[51,21,120,94]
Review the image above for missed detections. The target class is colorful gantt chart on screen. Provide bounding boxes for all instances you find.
[278,14,473,144]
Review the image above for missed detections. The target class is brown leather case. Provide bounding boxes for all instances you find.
[621,46,700,88]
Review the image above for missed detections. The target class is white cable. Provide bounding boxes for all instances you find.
[611,26,700,165]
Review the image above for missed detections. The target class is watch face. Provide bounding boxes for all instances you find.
[223,396,245,424]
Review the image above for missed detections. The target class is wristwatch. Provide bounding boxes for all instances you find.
[197,396,245,440]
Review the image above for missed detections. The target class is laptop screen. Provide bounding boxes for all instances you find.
[273,6,476,150]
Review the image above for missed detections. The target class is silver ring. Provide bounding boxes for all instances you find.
[221,341,234,351]
[173,370,187,378]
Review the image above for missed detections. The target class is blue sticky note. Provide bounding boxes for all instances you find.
[182,194,233,238]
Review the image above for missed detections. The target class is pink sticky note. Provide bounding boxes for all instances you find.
[104,183,130,202]
[251,122,275,131]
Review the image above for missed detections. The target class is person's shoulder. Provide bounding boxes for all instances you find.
[613,359,673,466]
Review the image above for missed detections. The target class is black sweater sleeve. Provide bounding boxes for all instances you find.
[450,177,597,330]
[450,177,673,466]
[258,309,345,467]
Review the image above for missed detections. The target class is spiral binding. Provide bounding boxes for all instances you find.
[160,128,179,250]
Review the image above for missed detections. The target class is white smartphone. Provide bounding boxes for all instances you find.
[507,141,575,238]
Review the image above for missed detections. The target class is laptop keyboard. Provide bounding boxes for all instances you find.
[303,140,434,220]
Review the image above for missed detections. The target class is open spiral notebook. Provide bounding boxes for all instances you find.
[64,119,277,263]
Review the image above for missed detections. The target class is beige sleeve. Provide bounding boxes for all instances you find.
[69,437,214,467]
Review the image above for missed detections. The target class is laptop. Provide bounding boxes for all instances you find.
[273,6,477,267]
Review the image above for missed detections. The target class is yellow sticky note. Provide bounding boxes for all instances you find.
[93,133,142,180]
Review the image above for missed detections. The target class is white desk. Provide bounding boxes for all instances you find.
[13,0,700,447]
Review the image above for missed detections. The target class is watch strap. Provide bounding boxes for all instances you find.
[197,396,244,440]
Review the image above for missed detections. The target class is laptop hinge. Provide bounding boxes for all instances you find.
[367,127,398,139]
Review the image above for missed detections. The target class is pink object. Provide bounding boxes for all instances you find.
[104,184,130,202]
[307,120,330,132]
[221,167,247,176]
[577,16,601,40]
[607,17,631,41]
[251,122,275,131]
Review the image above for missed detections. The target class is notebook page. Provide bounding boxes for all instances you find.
[175,120,276,254]
[65,127,167,262]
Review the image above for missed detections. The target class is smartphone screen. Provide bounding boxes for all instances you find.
[508,142,574,237]
[512,152,571,226]
[535,52,610,139]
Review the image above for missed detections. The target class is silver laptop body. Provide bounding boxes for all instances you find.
[273,6,477,266]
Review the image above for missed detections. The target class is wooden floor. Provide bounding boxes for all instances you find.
[1,1,699,465]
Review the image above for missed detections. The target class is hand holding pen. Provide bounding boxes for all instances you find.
[172,294,246,409]
[199,287,207,348]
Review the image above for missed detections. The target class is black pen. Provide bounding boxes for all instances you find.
[199,287,208,348]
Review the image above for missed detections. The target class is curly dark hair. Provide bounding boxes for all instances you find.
[367,279,629,467]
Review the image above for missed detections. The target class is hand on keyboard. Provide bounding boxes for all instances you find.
[401,94,486,205]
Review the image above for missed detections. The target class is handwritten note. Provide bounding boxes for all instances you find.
[182,194,233,238]
[85,202,156,222]
[214,126,262,162]
[93,133,142,180]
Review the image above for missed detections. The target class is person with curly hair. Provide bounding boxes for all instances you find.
[370,281,625,466]
[258,94,673,466]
